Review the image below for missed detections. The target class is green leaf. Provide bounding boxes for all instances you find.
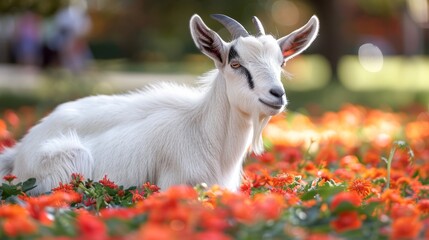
[300,184,345,201]
[360,201,382,216]
[331,202,358,214]
[1,183,22,199]
[22,178,37,192]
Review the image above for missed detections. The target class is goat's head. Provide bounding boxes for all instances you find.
[190,14,319,117]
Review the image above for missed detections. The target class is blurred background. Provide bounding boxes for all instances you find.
[0,0,428,113]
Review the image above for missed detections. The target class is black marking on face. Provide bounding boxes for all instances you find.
[228,46,239,63]
[228,45,254,90]
[241,67,254,89]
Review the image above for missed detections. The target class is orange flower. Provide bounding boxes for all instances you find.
[391,216,422,239]
[164,185,198,200]
[348,179,372,198]
[0,205,28,218]
[3,216,37,237]
[330,192,362,211]
[314,144,338,166]
[381,189,406,206]
[139,222,180,240]
[405,121,429,141]
[194,231,232,240]
[340,155,359,168]
[302,199,317,208]
[330,211,362,232]
[253,193,285,220]
[271,173,295,187]
[25,191,81,224]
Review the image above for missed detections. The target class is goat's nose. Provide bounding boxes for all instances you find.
[269,88,285,98]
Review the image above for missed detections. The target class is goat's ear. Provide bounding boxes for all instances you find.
[190,14,226,65]
[277,15,319,61]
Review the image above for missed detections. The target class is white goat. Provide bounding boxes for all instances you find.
[0,14,319,194]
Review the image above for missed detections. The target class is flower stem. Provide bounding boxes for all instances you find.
[385,145,396,191]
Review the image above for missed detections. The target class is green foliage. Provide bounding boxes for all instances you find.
[0,0,67,16]
[0,177,36,201]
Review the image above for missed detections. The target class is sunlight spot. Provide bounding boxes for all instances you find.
[407,0,429,24]
[358,43,384,73]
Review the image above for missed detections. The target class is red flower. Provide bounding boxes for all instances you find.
[199,209,230,231]
[2,174,17,183]
[258,152,276,164]
[330,192,362,211]
[99,175,118,189]
[390,204,419,219]
[143,182,161,193]
[330,211,362,232]
[362,149,381,167]
[76,211,108,240]
[3,110,20,128]
[100,208,138,220]
[52,182,75,193]
[418,199,429,215]
[239,179,252,196]
[70,173,84,187]
[276,146,302,164]
[131,189,145,203]
[84,198,96,207]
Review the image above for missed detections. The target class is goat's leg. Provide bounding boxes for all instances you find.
[25,132,94,194]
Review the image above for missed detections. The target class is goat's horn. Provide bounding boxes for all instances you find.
[252,16,265,36]
[211,14,249,39]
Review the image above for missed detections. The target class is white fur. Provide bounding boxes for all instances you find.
[0,14,319,194]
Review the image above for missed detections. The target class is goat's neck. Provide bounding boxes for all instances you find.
[196,71,253,171]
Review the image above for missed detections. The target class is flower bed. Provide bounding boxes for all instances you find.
[0,104,428,239]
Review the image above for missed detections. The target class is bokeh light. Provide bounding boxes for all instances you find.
[271,0,300,27]
[407,0,429,26]
[358,43,384,73]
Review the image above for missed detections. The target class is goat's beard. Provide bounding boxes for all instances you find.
[249,114,271,155]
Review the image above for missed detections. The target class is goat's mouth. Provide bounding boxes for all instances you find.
[258,98,283,110]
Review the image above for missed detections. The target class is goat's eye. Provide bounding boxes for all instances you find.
[230,62,241,69]
[281,61,285,67]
